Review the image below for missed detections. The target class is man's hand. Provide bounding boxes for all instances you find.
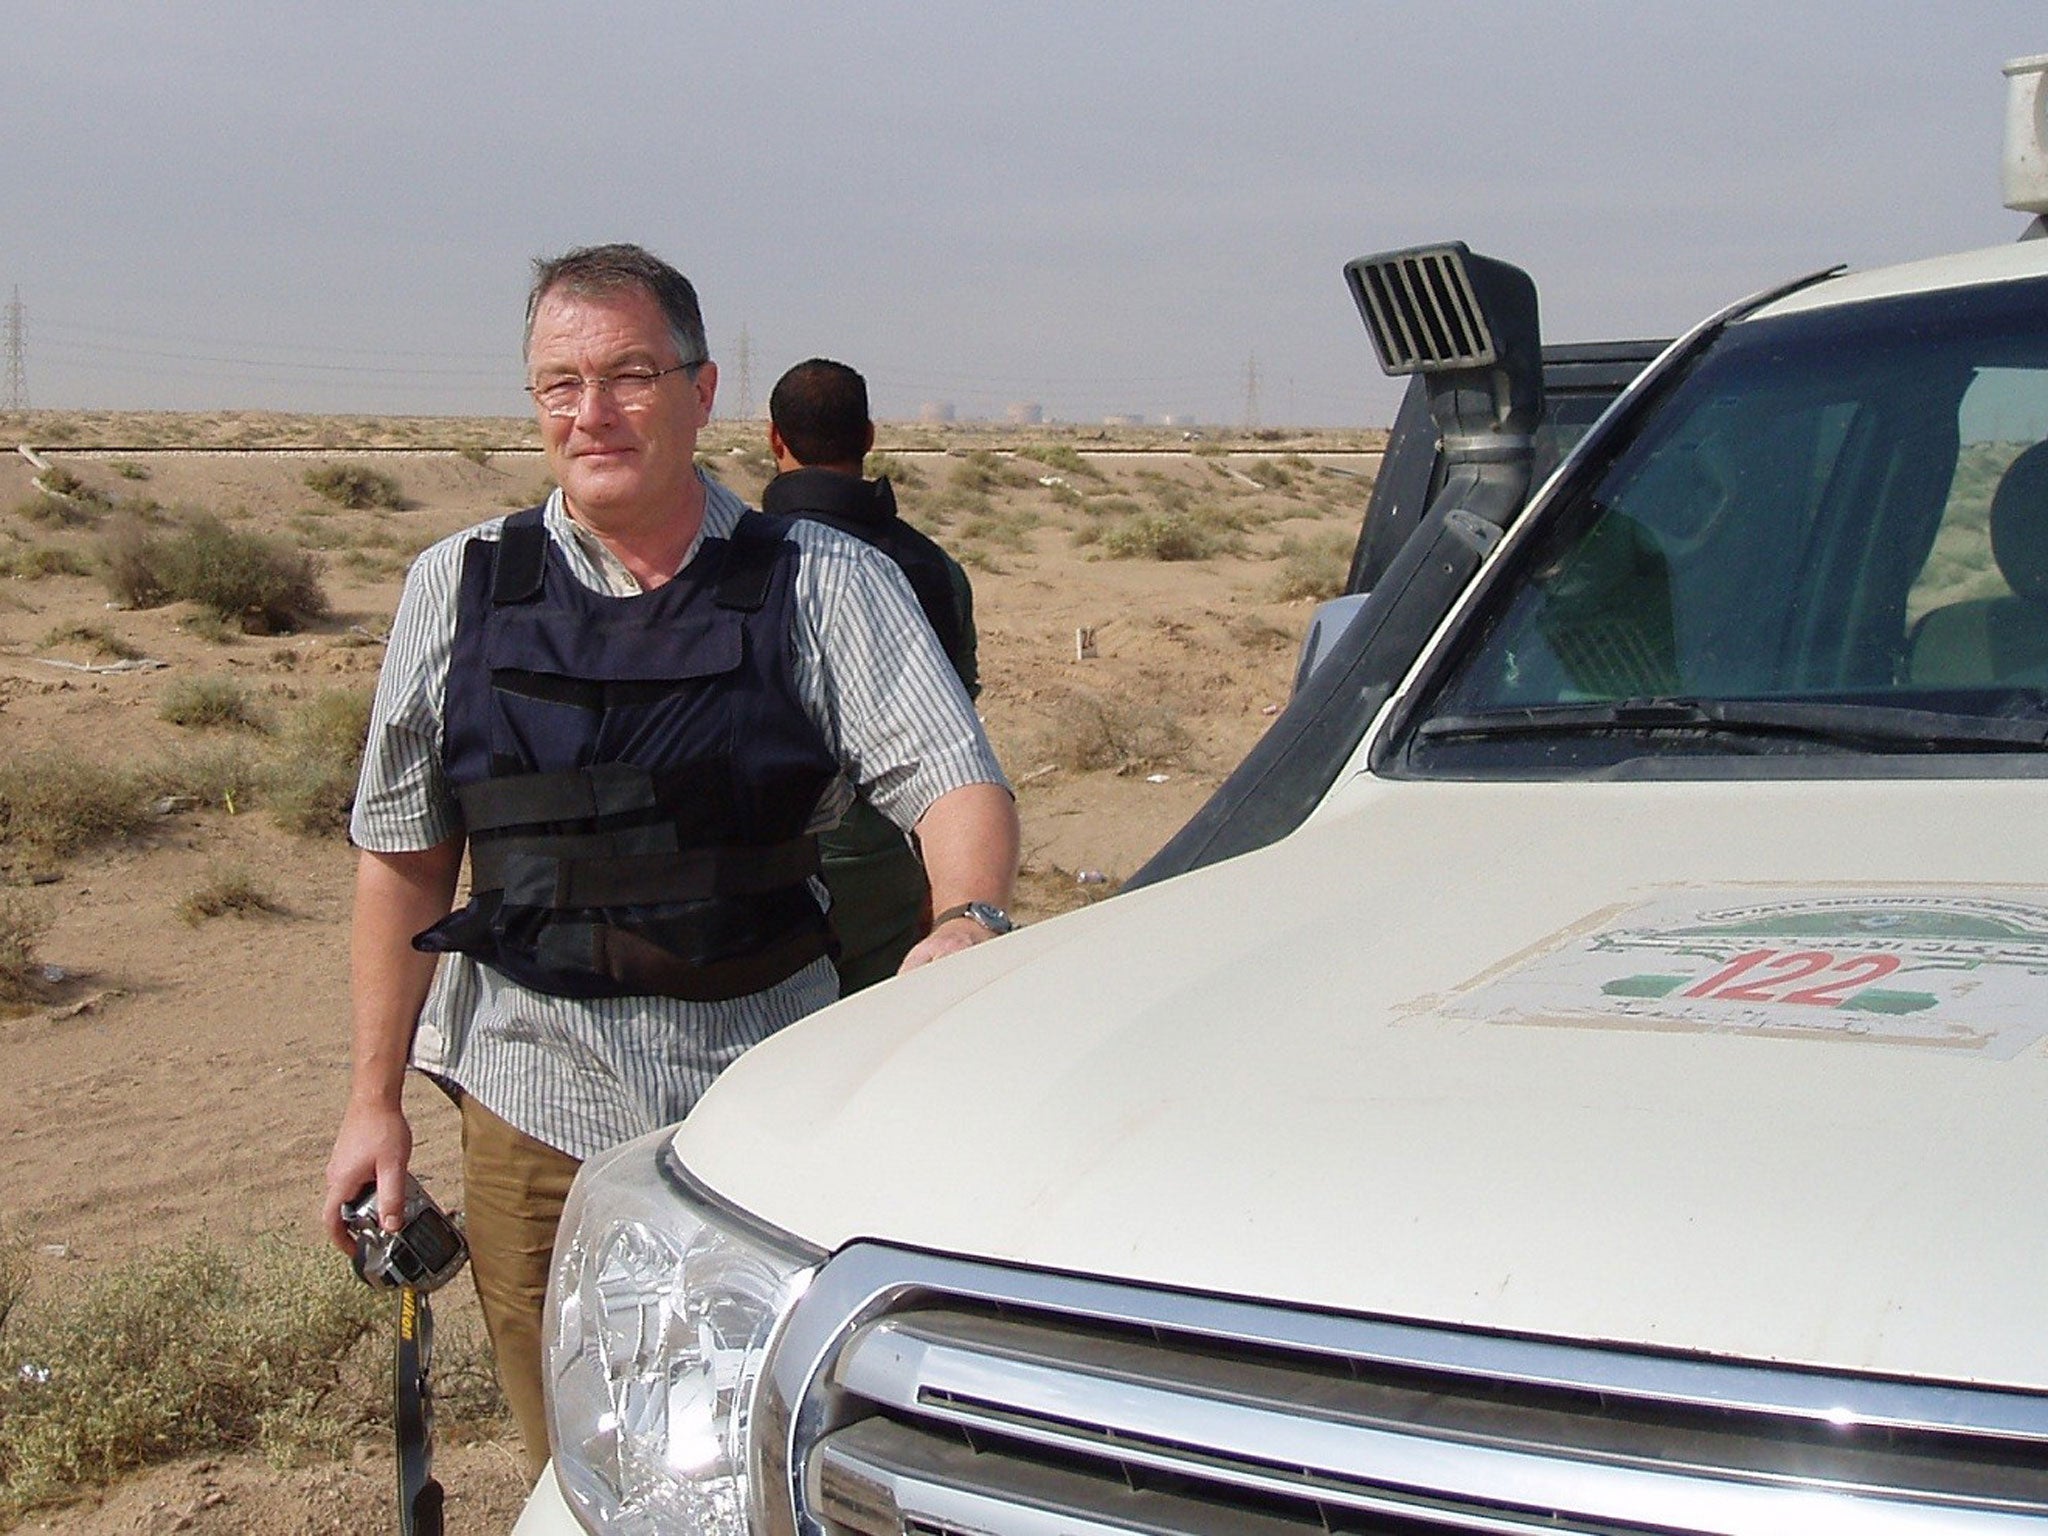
[323,1097,413,1251]
[322,840,463,1253]
[902,911,996,971]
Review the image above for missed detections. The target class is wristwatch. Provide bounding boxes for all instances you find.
[933,900,1016,937]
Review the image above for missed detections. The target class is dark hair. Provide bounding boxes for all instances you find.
[525,244,708,366]
[769,358,871,466]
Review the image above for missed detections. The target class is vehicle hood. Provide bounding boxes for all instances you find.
[678,774,2048,1392]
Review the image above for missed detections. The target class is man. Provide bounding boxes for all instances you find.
[763,358,980,991]
[321,245,1018,1474]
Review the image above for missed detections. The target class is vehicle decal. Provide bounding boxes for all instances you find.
[1436,888,2048,1056]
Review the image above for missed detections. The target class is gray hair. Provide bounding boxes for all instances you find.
[524,244,708,367]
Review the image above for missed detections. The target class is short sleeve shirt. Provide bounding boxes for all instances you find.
[350,474,1008,1159]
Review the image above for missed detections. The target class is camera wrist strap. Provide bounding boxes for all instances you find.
[395,1286,444,1536]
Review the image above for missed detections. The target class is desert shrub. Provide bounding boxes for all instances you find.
[1030,689,1192,774]
[1245,458,1296,490]
[722,444,773,477]
[0,893,50,1008]
[146,738,268,815]
[865,451,925,488]
[179,608,241,644]
[1084,494,1143,519]
[1268,531,1353,601]
[0,545,89,579]
[158,676,270,731]
[98,514,174,608]
[1017,443,1103,481]
[960,505,1040,553]
[303,461,405,510]
[913,483,993,527]
[1191,439,1229,457]
[1098,510,1232,561]
[0,1237,384,1515]
[0,752,152,857]
[35,468,107,510]
[340,546,410,581]
[39,622,140,661]
[265,687,373,835]
[176,866,287,924]
[15,492,96,528]
[950,450,1031,494]
[100,513,329,633]
[457,445,492,467]
[109,460,150,481]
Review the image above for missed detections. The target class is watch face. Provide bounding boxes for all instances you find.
[967,902,1015,935]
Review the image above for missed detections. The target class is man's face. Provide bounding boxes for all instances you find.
[526,283,718,531]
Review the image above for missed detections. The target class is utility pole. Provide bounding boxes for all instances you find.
[734,324,755,420]
[1242,351,1260,432]
[3,289,25,413]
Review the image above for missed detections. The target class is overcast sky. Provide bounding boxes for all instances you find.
[5,4,2044,427]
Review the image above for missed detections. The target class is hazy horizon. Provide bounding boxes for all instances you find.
[5,4,2044,428]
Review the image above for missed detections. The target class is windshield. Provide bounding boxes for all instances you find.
[1408,275,2048,770]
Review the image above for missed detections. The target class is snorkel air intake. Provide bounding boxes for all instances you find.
[1129,244,1546,885]
[1344,243,1543,533]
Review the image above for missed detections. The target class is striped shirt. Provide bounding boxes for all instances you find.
[351,474,1008,1159]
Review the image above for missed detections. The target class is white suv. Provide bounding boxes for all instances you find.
[515,56,2048,1536]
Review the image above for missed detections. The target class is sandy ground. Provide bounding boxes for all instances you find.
[0,421,1371,1532]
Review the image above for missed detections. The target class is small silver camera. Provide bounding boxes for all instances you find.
[341,1176,468,1293]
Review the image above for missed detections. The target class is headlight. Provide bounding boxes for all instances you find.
[543,1126,821,1535]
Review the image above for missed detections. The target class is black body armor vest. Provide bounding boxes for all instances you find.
[412,505,839,1001]
[760,468,971,682]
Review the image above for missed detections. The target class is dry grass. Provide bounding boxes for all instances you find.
[302,463,406,510]
[39,622,141,661]
[1028,687,1193,774]
[264,688,374,835]
[158,676,272,732]
[1267,530,1354,601]
[0,544,92,580]
[176,866,288,925]
[1012,861,1122,920]
[1097,509,1237,561]
[0,892,51,1009]
[0,752,152,859]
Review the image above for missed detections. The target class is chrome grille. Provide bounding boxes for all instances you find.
[755,1245,2048,1535]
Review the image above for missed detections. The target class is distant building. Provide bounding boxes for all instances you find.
[1101,413,1145,428]
[1004,401,1043,426]
[1161,414,1199,429]
[918,401,956,424]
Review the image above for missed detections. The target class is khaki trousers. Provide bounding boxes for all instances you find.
[459,1095,581,1480]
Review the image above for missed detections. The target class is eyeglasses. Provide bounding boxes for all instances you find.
[525,360,700,417]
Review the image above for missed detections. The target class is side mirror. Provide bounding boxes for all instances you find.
[1292,593,1371,694]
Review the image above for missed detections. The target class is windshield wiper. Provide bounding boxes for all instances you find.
[1414,698,2048,752]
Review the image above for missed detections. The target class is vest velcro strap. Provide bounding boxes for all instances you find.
[485,836,821,910]
[491,507,548,605]
[714,517,784,612]
[573,921,827,1003]
[457,762,659,833]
